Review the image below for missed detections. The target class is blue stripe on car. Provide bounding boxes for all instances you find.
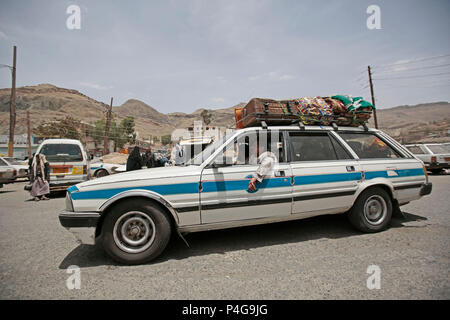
[294,172,362,185]
[67,185,79,193]
[364,168,425,180]
[69,169,424,200]
[70,183,199,200]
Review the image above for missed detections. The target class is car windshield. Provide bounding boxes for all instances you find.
[39,143,83,162]
[426,144,448,154]
[186,133,234,166]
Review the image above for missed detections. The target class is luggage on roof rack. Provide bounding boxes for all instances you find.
[235,96,374,128]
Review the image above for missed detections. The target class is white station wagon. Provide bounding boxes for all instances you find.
[60,125,432,264]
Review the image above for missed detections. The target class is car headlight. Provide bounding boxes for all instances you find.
[65,192,74,212]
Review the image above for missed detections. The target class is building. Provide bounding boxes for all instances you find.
[0,134,40,159]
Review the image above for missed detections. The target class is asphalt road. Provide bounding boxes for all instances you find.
[0,176,449,299]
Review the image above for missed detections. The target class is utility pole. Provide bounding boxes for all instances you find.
[8,46,17,157]
[368,65,379,129]
[103,97,113,155]
[27,110,31,158]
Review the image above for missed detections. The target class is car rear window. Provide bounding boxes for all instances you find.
[405,146,425,154]
[338,132,402,159]
[426,144,448,154]
[39,144,83,162]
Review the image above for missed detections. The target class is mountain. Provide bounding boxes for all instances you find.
[368,101,450,129]
[0,84,448,143]
[0,84,238,138]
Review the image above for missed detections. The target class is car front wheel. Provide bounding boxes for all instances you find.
[101,199,172,264]
[348,187,392,233]
[95,169,109,178]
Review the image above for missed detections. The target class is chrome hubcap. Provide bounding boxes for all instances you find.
[113,211,156,253]
[364,195,387,225]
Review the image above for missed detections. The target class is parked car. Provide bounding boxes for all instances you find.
[1,157,29,179]
[60,125,432,264]
[90,161,126,178]
[35,139,90,191]
[173,137,213,165]
[404,143,450,174]
[0,157,17,188]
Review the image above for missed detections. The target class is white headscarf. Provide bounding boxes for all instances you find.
[32,154,48,180]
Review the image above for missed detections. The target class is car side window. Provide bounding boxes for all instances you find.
[406,146,425,154]
[338,132,402,159]
[0,158,7,166]
[289,132,342,161]
[330,136,352,159]
[213,130,285,167]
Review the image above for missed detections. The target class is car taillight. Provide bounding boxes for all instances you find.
[13,169,17,176]
[431,156,437,163]
[83,165,87,174]
[423,164,429,184]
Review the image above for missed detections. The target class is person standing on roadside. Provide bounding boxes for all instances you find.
[144,148,155,168]
[30,153,50,201]
[126,146,144,171]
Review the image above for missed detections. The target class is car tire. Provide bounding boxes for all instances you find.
[348,187,392,233]
[430,169,442,175]
[101,199,172,265]
[95,169,109,178]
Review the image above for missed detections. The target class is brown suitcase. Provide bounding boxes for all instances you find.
[238,98,300,127]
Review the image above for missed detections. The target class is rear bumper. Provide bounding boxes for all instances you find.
[420,183,432,196]
[425,163,449,170]
[59,211,100,245]
[50,179,87,191]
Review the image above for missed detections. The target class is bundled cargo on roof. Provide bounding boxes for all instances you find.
[235,95,374,128]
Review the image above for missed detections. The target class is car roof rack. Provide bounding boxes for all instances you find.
[260,120,268,129]
[298,121,305,131]
[362,123,369,131]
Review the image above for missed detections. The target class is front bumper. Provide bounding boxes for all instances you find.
[25,180,87,191]
[420,183,432,196]
[50,180,86,191]
[59,210,100,245]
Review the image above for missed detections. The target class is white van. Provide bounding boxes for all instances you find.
[35,139,90,191]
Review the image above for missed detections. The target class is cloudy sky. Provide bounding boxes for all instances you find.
[0,0,449,113]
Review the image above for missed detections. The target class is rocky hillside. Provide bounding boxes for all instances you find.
[0,84,238,138]
[0,84,448,143]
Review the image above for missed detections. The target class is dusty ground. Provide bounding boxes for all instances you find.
[0,176,449,299]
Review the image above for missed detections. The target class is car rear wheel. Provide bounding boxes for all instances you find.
[95,169,109,178]
[348,187,392,233]
[101,199,172,264]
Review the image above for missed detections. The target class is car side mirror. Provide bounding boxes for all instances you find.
[208,161,221,169]
[208,156,234,169]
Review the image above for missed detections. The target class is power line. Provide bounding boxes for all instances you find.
[373,71,450,81]
[372,63,450,76]
[0,63,13,69]
[374,83,450,91]
[372,53,450,69]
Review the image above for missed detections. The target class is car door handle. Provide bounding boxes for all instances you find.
[275,170,285,177]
